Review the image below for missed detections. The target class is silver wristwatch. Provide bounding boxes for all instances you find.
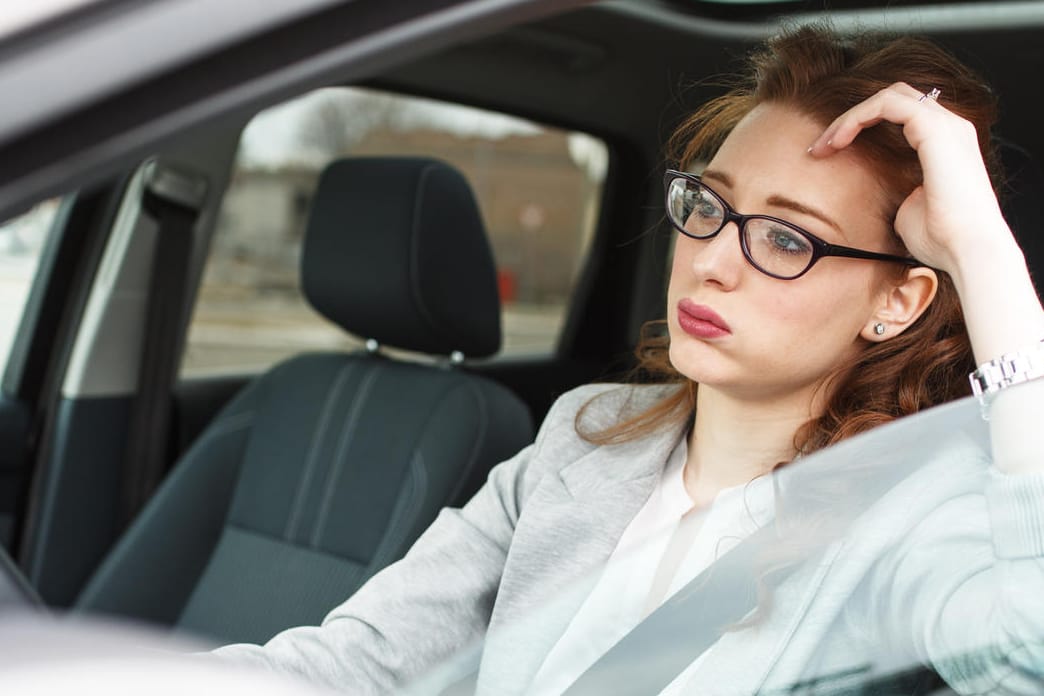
[969,338,1044,417]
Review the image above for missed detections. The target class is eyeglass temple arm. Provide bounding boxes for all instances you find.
[821,243,924,267]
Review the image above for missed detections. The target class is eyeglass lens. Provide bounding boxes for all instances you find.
[667,176,814,279]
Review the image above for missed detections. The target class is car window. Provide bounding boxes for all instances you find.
[407,384,1040,695]
[179,87,608,378]
[0,199,61,382]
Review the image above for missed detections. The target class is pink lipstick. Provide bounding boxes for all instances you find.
[677,299,731,339]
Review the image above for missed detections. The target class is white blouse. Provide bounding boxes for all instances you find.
[528,433,775,695]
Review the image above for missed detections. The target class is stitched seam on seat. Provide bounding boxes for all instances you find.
[446,380,489,506]
[310,362,382,548]
[366,451,427,573]
[73,410,255,586]
[360,381,475,568]
[226,521,368,565]
[343,379,455,567]
[73,413,258,607]
[284,363,355,541]
[201,410,255,441]
[408,164,451,349]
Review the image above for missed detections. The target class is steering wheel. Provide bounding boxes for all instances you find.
[0,542,44,609]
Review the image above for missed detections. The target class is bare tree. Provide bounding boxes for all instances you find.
[295,90,405,157]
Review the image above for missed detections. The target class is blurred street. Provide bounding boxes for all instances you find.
[181,297,564,376]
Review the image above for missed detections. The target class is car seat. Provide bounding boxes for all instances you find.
[74,157,534,645]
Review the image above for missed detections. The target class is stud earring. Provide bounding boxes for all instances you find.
[873,322,886,336]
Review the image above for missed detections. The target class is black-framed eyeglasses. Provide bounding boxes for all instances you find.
[664,169,922,280]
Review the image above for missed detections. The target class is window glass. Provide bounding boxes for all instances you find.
[181,87,607,377]
[0,200,60,375]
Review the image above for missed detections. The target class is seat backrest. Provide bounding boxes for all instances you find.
[75,158,534,644]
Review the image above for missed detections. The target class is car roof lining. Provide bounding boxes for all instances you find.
[376,3,1044,161]
[0,0,591,222]
[5,0,1044,220]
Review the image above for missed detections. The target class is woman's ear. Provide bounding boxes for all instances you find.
[861,267,938,341]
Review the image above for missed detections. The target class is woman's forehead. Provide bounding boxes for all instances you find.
[708,103,895,239]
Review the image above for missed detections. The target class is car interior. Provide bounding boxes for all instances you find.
[72,157,535,644]
[1,0,1044,660]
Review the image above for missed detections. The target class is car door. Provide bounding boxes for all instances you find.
[0,0,592,606]
[0,182,127,559]
[0,198,65,551]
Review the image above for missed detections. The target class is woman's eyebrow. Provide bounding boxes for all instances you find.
[701,169,732,188]
[701,168,844,236]
[765,194,844,236]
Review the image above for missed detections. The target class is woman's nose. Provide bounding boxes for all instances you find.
[688,222,745,288]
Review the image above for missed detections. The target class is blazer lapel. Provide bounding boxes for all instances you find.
[477,421,687,695]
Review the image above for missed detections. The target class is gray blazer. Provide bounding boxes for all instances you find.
[215,383,1044,695]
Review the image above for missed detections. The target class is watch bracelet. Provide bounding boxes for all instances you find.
[969,338,1044,414]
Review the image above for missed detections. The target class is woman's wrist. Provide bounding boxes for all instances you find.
[946,229,1026,295]
[948,234,1044,366]
[947,233,1044,473]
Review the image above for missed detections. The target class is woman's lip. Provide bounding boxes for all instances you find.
[677,300,731,338]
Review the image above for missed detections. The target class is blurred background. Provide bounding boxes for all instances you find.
[0,87,608,376]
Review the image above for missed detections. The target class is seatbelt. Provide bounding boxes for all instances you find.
[0,541,43,610]
[561,522,777,696]
[121,161,207,526]
[560,520,951,696]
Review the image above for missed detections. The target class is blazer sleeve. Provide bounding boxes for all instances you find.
[209,385,603,694]
[871,420,1044,693]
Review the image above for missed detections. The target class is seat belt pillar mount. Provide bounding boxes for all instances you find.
[143,160,208,213]
[122,160,207,526]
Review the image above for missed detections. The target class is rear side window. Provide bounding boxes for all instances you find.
[180,87,607,378]
[0,199,60,379]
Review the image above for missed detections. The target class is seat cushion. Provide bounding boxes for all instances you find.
[77,353,533,644]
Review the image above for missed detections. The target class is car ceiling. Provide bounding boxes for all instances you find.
[0,0,588,221]
[377,0,1044,167]
[3,0,1044,220]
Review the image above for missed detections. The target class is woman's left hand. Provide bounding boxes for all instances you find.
[807,81,1015,279]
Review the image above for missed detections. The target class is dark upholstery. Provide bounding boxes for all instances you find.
[302,158,501,358]
[997,140,1044,298]
[75,158,534,644]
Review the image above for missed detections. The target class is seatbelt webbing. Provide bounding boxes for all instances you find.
[121,162,207,526]
[561,522,777,696]
[641,505,706,618]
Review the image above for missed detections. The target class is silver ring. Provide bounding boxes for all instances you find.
[918,87,941,103]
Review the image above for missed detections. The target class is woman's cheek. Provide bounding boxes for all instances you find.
[760,288,810,327]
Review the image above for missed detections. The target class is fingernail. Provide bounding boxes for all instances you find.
[826,138,833,147]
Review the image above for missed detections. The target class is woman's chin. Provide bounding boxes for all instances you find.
[668,342,735,383]
[668,355,736,388]
[668,348,782,399]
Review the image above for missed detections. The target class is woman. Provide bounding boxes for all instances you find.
[215,25,1044,695]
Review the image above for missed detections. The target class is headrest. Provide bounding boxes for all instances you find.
[301,157,501,358]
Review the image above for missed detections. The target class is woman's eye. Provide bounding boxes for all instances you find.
[689,193,719,219]
[767,228,810,254]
